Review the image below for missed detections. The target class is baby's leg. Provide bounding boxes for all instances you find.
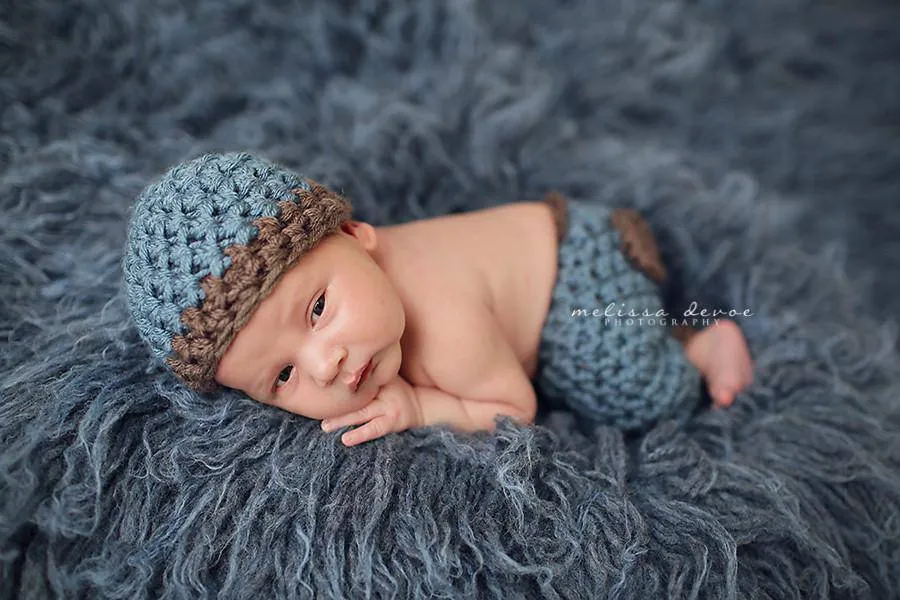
[611,209,753,408]
[674,322,753,408]
[536,201,706,431]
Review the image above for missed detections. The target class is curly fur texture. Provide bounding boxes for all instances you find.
[2,0,899,598]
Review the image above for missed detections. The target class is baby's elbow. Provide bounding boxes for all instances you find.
[511,383,538,425]
[515,405,536,427]
[463,366,538,428]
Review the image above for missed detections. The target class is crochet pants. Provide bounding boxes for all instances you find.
[534,195,702,431]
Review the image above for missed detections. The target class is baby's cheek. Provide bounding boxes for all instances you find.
[273,384,327,419]
[289,385,371,421]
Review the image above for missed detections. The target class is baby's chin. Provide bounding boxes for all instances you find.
[355,386,380,408]
[334,368,388,413]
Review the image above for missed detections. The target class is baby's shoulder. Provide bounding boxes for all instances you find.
[401,292,515,396]
[386,200,557,387]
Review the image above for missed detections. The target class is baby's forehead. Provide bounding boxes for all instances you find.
[270,238,340,289]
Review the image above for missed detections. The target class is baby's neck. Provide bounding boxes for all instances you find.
[369,224,404,276]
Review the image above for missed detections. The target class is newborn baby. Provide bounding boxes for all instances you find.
[123,152,753,446]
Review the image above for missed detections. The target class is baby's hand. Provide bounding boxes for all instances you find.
[320,376,423,447]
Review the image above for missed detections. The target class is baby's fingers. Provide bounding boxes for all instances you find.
[339,416,390,447]
[321,403,379,432]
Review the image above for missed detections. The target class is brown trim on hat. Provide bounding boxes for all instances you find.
[166,181,352,393]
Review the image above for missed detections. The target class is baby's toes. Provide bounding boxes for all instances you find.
[710,385,735,409]
[733,364,753,392]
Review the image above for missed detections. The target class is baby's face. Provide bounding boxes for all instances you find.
[214,220,405,419]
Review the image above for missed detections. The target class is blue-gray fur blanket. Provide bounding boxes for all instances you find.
[2,0,900,598]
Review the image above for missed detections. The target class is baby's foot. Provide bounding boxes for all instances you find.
[684,319,754,408]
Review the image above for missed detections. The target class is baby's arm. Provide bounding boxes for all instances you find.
[414,385,533,433]
[414,311,537,431]
[321,312,536,446]
[413,364,537,431]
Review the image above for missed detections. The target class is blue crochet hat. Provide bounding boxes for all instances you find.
[122,152,352,393]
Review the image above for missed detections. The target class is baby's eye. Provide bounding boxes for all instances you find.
[275,365,293,389]
[311,292,326,323]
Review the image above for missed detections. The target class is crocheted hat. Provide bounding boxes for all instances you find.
[122,152,352,393]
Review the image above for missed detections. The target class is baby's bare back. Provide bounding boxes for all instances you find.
[375,201,558,396]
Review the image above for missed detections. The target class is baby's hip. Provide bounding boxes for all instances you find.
[534,198,674,386]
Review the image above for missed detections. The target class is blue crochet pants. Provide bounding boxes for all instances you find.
[533,196,702,431]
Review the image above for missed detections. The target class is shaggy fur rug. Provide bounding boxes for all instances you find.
[2,0,899,598]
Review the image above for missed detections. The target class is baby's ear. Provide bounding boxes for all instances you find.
[340,219,378,251]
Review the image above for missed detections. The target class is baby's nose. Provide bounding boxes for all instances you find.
[311,367,335,388]
[313,347,346,387]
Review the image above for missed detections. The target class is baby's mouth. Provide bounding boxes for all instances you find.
[352,358,373,392]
